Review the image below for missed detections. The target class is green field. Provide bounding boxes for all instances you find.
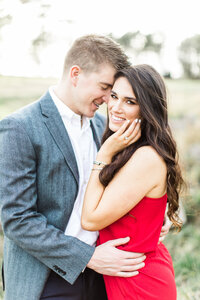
[0,76,200,299]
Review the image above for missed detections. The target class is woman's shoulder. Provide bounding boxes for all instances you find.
[135,145,160,156]
[130,145,166,171]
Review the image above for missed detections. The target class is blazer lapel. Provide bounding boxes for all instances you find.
[40,92,79,186]
[90,119,102,150]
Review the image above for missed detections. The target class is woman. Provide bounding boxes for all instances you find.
[81,65,183,299]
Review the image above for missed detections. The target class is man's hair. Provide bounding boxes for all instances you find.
[63,34,130,73]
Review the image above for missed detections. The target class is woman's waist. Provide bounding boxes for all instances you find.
[98,231,172,261]
[108,243,173,277]
[99,213,165,248]
[121,243,173,265]
[141,243,174,275]
[99,230,161,253]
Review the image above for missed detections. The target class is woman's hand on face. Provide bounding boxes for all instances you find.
[99,119,141,159]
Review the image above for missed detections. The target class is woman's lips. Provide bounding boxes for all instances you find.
[110,113,126,123]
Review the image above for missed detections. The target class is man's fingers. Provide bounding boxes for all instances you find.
[160,231,167,237]
[159,236,165,243]
[162,216,172,230]
[106,238,145,259]
[121,262,145,272]
[123,256,146,265]
[161,225,170,233]
[117,271,139,277]
[107,237,130,247]
[120,250,145,259]
[160,223,170,238]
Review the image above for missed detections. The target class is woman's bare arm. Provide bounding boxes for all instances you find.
[82,146,166,231]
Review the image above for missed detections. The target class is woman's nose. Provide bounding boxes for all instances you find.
[112,99,123,112]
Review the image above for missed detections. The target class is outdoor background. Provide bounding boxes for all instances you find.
[0,0,200,299]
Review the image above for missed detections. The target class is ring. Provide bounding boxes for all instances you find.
[124,136,129,140]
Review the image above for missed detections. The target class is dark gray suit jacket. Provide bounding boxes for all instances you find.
[0,91,106,300]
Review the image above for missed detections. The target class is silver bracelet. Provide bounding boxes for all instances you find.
[91,167,103,171]
[93,160,107,166]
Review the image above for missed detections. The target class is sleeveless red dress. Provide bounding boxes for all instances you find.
[98,194,177,300]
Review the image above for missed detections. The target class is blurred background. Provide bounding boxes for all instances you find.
[0,0,200,299]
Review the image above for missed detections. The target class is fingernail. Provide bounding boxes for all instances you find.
[135,119,138,123]
[127,119,130,123]
[139,119,141,123]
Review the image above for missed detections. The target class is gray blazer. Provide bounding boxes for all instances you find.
[0,91,106,300]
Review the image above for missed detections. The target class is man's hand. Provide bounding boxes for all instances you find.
[159,217,172,243]
[87,237,145,277]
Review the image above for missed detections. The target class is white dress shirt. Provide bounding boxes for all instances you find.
[49,86,99,246]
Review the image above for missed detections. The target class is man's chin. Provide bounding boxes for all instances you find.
[87,110,97,118]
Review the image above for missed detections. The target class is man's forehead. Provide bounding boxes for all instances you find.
[96,64,116,78]
[99,81,113,88]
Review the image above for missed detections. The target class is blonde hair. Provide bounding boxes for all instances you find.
[63,34,130,74]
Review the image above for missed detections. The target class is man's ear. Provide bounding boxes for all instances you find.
[70,65,81,86]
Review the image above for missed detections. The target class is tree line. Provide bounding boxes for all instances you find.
[109,32,200,79]
[0,0,200,79]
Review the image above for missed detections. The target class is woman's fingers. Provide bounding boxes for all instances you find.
[122,119,138,138]
[127,124,141,144]
[121,119,141,143]
[114,120,130,136]
[104,118,141,156]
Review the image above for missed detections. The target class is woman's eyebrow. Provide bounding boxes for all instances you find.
[111,90,117,95]
[124,96,137,101]
[111,90,137,101]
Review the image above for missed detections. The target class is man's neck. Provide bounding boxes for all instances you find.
[52,86,84,128]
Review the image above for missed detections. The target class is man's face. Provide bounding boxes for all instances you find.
[72,64,116,118]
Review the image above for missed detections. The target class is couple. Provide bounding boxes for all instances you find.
[0,35,183,300]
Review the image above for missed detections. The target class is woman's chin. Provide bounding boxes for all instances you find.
[109,122,121,132]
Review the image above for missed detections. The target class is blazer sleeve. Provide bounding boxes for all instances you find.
[0,117,95,284]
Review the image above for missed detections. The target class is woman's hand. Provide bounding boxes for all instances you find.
[98,119,141,161]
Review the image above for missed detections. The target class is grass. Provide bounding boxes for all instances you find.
[0,231,3,299]
[164,224,200,299]
[166,79,200,119]
[0,76,200,299]
[0,75,57,119]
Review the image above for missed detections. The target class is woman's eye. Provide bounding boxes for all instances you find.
[127,100,136,105]
[111,94,117,99]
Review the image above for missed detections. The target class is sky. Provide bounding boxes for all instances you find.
[0,0,199,77]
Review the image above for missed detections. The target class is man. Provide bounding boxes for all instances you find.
[0,35,169,300]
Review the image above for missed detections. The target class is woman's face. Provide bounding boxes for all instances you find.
[108,77,140,132]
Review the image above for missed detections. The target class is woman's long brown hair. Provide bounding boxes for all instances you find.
[99,65,184,230]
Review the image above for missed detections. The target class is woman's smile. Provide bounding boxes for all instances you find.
[110,113,127,123]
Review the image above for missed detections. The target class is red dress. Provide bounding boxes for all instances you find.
[98,194,177,300]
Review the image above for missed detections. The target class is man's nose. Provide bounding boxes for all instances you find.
[102,90,111,103]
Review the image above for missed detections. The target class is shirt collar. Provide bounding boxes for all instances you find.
[49,86,91,130]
